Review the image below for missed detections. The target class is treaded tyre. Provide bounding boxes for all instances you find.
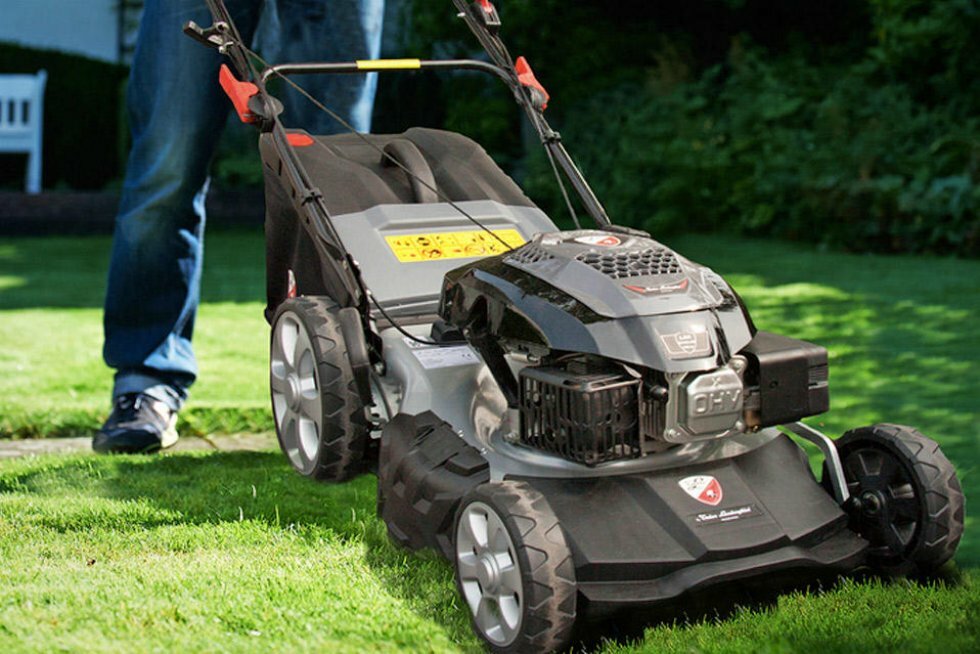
[836,423,964,574]
[270,297,368,481]
[454,481,577,654]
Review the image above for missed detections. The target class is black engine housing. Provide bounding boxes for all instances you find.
[439,231,830,462]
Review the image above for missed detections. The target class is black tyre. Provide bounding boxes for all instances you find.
[454,481,577,654]
[270,297,368,482]
[835,424,964,574]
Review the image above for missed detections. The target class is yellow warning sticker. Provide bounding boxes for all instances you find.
[385,229,525,263]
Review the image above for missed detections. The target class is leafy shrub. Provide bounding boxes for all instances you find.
[525,31,979,255]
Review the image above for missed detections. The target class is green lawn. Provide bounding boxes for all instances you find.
[1,452,977,653]
[1,229,978,651]
[0,232,270,438]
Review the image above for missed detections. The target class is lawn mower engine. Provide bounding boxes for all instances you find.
[439,229,829,465]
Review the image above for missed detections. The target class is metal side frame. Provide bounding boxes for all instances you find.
[780,422,850,505]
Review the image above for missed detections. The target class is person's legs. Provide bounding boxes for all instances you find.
[99,0,385,453]
[269,0,385,134]
[99,0,264,450]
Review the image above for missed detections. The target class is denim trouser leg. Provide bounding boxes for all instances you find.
[104,0,384,411]
[105,0,266,410]
[271,0,385,134]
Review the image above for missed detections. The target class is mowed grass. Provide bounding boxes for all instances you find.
[1,452,978,653]
[0,453,470,652]
[1,229,978,651]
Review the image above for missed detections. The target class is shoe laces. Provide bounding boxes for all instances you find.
[113,393,144,421]
[112,393,170,426]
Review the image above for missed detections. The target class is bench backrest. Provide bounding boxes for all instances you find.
[0,70,47,137]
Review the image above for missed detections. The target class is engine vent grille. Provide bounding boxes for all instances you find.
[506,243,555,266]
[519,367,641,465]
[575,248,682,279]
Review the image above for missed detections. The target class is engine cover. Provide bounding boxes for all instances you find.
[439,230,755,381]
[678,364,745,436]
[503,230,731,318]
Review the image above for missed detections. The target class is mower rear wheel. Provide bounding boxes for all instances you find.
[454,481,577,654]
[835,424,964,574]
[270,297,368,482]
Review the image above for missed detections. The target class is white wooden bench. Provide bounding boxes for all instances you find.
[0,70,47,194]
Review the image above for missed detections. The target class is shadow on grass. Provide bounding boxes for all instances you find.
[573,565,967,651]
[0,451,372,535]
[0,451,476,647]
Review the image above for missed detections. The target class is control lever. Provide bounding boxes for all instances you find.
[182,20,227,49]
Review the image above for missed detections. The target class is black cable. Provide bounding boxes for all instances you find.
[367,292,457,348]
[448,10,583,231]
[545,145,581,230]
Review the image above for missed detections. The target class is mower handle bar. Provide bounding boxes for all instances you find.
[261,58,511,85]
[194,0,614,321]
[260,56,615,232]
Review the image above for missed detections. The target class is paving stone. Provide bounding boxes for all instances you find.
[0,434,278,459]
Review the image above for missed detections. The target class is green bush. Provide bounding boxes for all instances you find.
[404,0,979,255]
[0,43,128,191]
[525,45,979,254]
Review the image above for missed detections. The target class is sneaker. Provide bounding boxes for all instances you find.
[92,393,179,454]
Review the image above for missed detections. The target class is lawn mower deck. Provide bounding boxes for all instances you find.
[379,407,868,610]
[192,1,965,651]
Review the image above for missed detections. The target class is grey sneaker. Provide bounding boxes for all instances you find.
[92,393,179,454]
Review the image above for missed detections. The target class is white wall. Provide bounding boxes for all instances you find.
[0,0,120,63]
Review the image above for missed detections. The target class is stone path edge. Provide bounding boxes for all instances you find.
[0,433,278,459]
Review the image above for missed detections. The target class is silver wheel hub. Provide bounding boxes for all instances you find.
[270,313,323,475]
[285,374,302,411]
[456,501,523,646]
[477,554,501,594]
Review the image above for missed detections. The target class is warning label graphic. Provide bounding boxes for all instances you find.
[385,229,526,263]
[403,339,481,369]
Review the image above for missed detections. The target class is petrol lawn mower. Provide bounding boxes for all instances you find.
[189,2,964,651]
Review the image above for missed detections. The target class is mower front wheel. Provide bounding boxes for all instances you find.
[454,481,577,654]
[270,297,369,482]
[835,424,964,575]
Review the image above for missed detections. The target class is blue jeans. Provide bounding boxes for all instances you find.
[103,0,384,410]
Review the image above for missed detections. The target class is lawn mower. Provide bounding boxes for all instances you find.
[189,2,964,651]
